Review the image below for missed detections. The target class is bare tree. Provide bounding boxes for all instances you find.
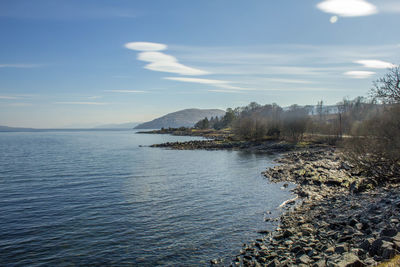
[371,66,400,103]
[344,67,400,182]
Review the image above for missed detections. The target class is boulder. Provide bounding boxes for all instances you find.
[333,253,365,267]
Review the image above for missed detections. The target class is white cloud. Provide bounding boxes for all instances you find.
[344,71,376,79]
[208,89,244,94]
[354,59,396,69]
[144,60,209,76]
[137,51,176,63]
[261,78,315,84]
[317,0,378,17]
[137,51,208,76]
[55,102,109,105]
[164,77,248,90]
[0,63,41,68]
[126,42,209,76]
[105,90,146,93]
[0,96,19,99]
[124,42,167,51]
[165,77,230,85]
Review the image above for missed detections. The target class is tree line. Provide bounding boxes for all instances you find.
[194,67,400,181]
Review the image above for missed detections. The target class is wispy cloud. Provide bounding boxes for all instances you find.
[125,42,167,51]
[5,103,32,107]
[104,90,146,93]
[55,102,109,105]
[208,89,244,94]
[317,0,378,17]
[344,71,376,79]
[0,63,41,68]
[372,0,400,14]
[259,78,315,84]
[354,59,396,69]
[125,41,209,76]
[0,95,19,99]
[164,77,248,90]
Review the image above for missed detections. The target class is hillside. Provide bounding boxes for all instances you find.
[134,109,225,129]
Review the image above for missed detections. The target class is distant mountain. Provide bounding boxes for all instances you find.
[134,109,225,129]
[0,125,37,132]
[94,122,140,129]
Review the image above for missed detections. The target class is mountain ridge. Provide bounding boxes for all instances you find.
[134,108,225,129]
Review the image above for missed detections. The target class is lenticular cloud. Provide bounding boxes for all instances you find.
[354,60,396,69]
[344,71,376,79]
[317,0,378,17]
[124,42,167,51]
[125,42,208,76]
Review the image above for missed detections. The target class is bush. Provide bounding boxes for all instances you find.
[281,105,309,143]
[343,104,400,182]
[232,117,268,141]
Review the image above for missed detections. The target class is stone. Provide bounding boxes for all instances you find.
[380,228,397,237]
[325,246,335,254]
[381,242,396,259]
[266,258,280,267]
[392,232,400,242]
[243,255,252,260]
[369,238,383,256]
[338,235,353,243]
[337,253,366,267]
[210,259,220,265]
[355,223,363,231]
[359,239,372,251]
[298,254,312,265]
[393,240,400,250]
[313,259,326,267]
[335,244,348,254]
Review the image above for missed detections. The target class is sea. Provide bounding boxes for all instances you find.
[0,130,294,266]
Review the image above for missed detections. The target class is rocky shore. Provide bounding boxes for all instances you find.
[148,132,400,266]
[150,140,297,154]
[220,148,400,266]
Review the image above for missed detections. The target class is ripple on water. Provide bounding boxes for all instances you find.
[0,131,294,266]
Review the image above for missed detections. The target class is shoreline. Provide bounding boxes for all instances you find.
[223,147,400,266]
[144,130,400,266]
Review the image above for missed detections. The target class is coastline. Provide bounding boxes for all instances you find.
[225,148,400,266]
[145,130,400,266]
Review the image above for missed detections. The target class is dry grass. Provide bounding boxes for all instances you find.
[377,255,400,267]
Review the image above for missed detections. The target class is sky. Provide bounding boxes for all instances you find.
[0,0,399,128]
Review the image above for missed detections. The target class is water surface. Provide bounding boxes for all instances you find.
[0,131,293,266]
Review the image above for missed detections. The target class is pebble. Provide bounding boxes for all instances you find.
[230,148,400,266]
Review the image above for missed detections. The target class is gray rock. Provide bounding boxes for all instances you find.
[380,228,397,237]
[336,253,365,267]
[298,254,312,265]
[392,232,400,242]
[266,258,280,267]
[369,238,383,256]
[359,238,373,251]
[381,241,396,259]
[313,259,326,267]
[335,244,348,254]
[355,223,363,231]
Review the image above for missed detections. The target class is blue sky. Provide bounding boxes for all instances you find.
[0,0,399,128]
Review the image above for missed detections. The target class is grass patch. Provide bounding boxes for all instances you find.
[377,255,400,267]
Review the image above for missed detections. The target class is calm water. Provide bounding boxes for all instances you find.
[0,131,293,266]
